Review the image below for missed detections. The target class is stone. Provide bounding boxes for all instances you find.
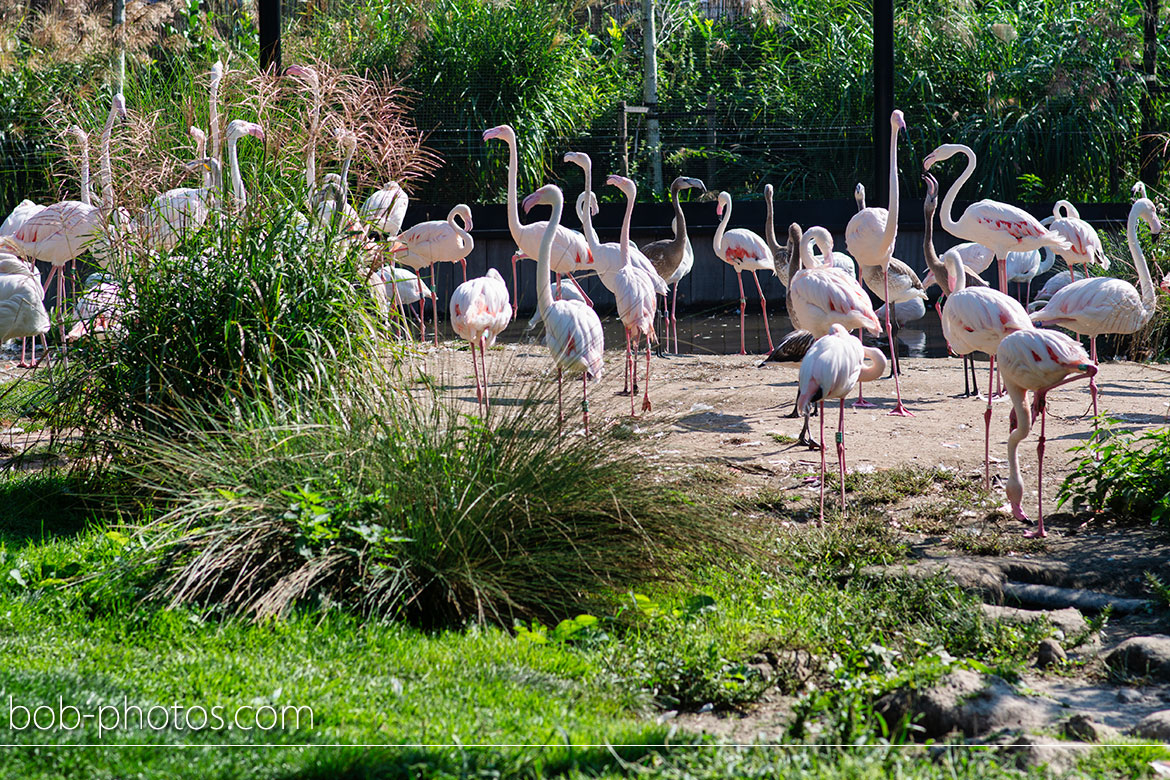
[1061,714,1119,743]
[862,559,1006,603]
[1003,582,1149,615]
[1007,733,1091,775]
[1106,636,1170,682]
[1037,639,1067,668]
[979,604,1089,639]
[874,669,1063,740]
[1118,688,1146,704]
[1130,710,1170,742]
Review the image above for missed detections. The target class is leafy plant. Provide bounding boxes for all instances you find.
[1058,421,1170,524]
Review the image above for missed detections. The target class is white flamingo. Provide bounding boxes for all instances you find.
[392,204,474,345]
[1029,196,1162,418]
[940,250,1034,490]
[796,324,888,523]
[68,126,93,206]
[376,265,431,331]
[522,184,604,435]
[133,158,222,251]
[847,109,912,415]
[608,174,657,415]
[999,328,1096,537]
[361,181,409,238]
[223,119,265,211]
[712,191,776,354]
[0,254,50,367]
[923,143,1071,295]
[788,227,881,340]
[1042,200,1107,281]
[449,268,511,412]
[483,125,593,316]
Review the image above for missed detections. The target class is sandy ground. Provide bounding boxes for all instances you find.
[421,339,1170,527]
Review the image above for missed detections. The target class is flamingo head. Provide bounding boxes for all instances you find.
[482,124,514,144]
[450,204,473,231]
[189,126,206,146]
[716,190,731,217]
[677,177,706,194]
[1134,197,1161,236]
[284,64,317,87]
[337,127,358,154]
[827,323,849,339]
[69,125,87,144]
[787,222,802,247]
[575,192,598,222]
[763,182,773,200]
[805,226,834,261]
[228,119,265,143]
[113,93,127,120]
[853,181,866,210]
[1159,266,1170,296]
[891,109,906,132]
[606,174,635,200]
[185,157,222,190]
[522,184,561,214]
[563,151,590,171]
[922,172,938,208]
[210,59,224,84]
[922,143,967,171]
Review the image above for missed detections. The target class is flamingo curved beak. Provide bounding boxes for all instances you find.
[521,192,540,214]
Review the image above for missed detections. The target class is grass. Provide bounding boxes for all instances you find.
[1059,420,1170,526]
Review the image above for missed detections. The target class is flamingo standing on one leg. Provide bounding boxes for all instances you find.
[522,184,604,435]
[643,176,705,355]
[847,110,913,415]
[483,125,594,317]
[1029,196,1162,419]
[392,205,474,345]
[713,191,775,355]
[449,268,512,413]
[998,328,1097,537]
[939,250,1034,490]
[607,174,657,416]
[796,324,888,523]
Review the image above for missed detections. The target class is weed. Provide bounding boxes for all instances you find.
[1060,421,1170,525]
[948,530,1048,556]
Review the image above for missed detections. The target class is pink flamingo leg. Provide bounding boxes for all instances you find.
[555,273,562,299]
[750,270,774,352]
[416,277,426,342]
[818,399,826,525]
[469,340,483,409]
[479,336,490,410]
[1024,396,1050,539]
[884,266,913,416]
[837,398,847,517]
[460,258,467,283]
[557,367,564,431]
[511,253,520,319]
[983,357,995,491]
[853,328,875,409]
[736,272,747,355]
[1088,337,1099,421]
[431,265,439,347]
[670,283,680,354]
[622,329,632,397]
[582,371,590,436]
[998,253,1008,297]
[564,274,594,308]
[642,335,652,412]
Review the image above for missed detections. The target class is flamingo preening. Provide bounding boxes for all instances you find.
[449,268,512,413]
[643,176,705,355]
[392,204,474,345]
[939,249,1034,490]
[713,191,775,354]
[483,125,593,317]
[607,174,657,416]
[1029,196,1162,418]
[522,183,604,435]
[998,328,1097,538]
[846,109,912,415]
[1042,201,1107,282]
[788,227,881,342]
[796,324,888,523]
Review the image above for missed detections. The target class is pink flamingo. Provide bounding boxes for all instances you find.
[939,249,1034,490]
[449,268,511,413]
[0,254,50,367]
[1029,196,1161,418]
[788,227,881,341]
[847,110,913,415]
[361,181,409,238]
[607,174,657,415]
[923,143,1071,296]
[392,204,474,345]
[713,191,775,354]
[998,328,1097,537]
[522,184,604,435]
[1042,200,1107,282]
[483,125,593,316]
[796,324,888,523]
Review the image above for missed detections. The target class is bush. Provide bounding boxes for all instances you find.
[1058,421,1170,524]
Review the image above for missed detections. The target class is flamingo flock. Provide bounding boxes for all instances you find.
[0,89,1163,537]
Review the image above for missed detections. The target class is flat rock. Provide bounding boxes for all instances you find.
[1061,713,1120,743]
[875,669,1063,740]
[1004,582,1148,614]
[1007,733,1091,775]
[862,559,1006,603]
[979,604,1089,639]
[1130,710,1170,742]
[1106,636,1170,682]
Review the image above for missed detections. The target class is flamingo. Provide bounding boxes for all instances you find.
[483,125,593,316]
[1,200,45,238]
[449,268,512,413]
[521,184,604,434]
[847,109,912,415]
[643,176,705,355]
[392,204,474,345]
[923,143,1071,296]
[713,191,775,354]
[361,181,409,238]
[796,324,888,523]
[1029,196,1162,419]
[0,254,50,367]
[861,258,927,376]
[133,158,222,251]
[67,126,94,206]
[607,174,657,415]
[284,64,321,203]
[223,119,265,211]
[1042,200,1107,282]
[209,60,224,170]
[1027,270,1076,313]
[921,242,994,292]
[939,248,1034,490]
[764,183,787,285]
[376,265,431,332]
[189,127,210,189]
[998,328,1096,537]
[66,272,124,342]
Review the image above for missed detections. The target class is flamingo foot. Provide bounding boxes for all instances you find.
[887,403,915,417]
[1022,525,1048,539]
[852,399,876,409]
[641,395,652,413]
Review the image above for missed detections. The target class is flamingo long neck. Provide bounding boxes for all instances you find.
[858,346,888,383]
[228,134,245,207]
[1128,205,1157,315]
[450,206,473,248]
[670,185,688,254]
[945,251,968,293]
[579,158,599,253]
[1005,385,1031,514]
[939,146,977,239]
[194,132,209,189]
[99,103,117,214]
[799,233,817,270]
[922,195,949,295]
[536,195,563,319]
[210,65,223,167]
[619,184,635,268]
[875,123,901,260]
[503,132,524,243]
[306,81,320,191]
[714,198,732,258]
[77,132,91,206]
[764,187,779,253]
[337,142,355,213]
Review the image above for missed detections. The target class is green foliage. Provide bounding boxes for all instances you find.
[1058,421,1170,524]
